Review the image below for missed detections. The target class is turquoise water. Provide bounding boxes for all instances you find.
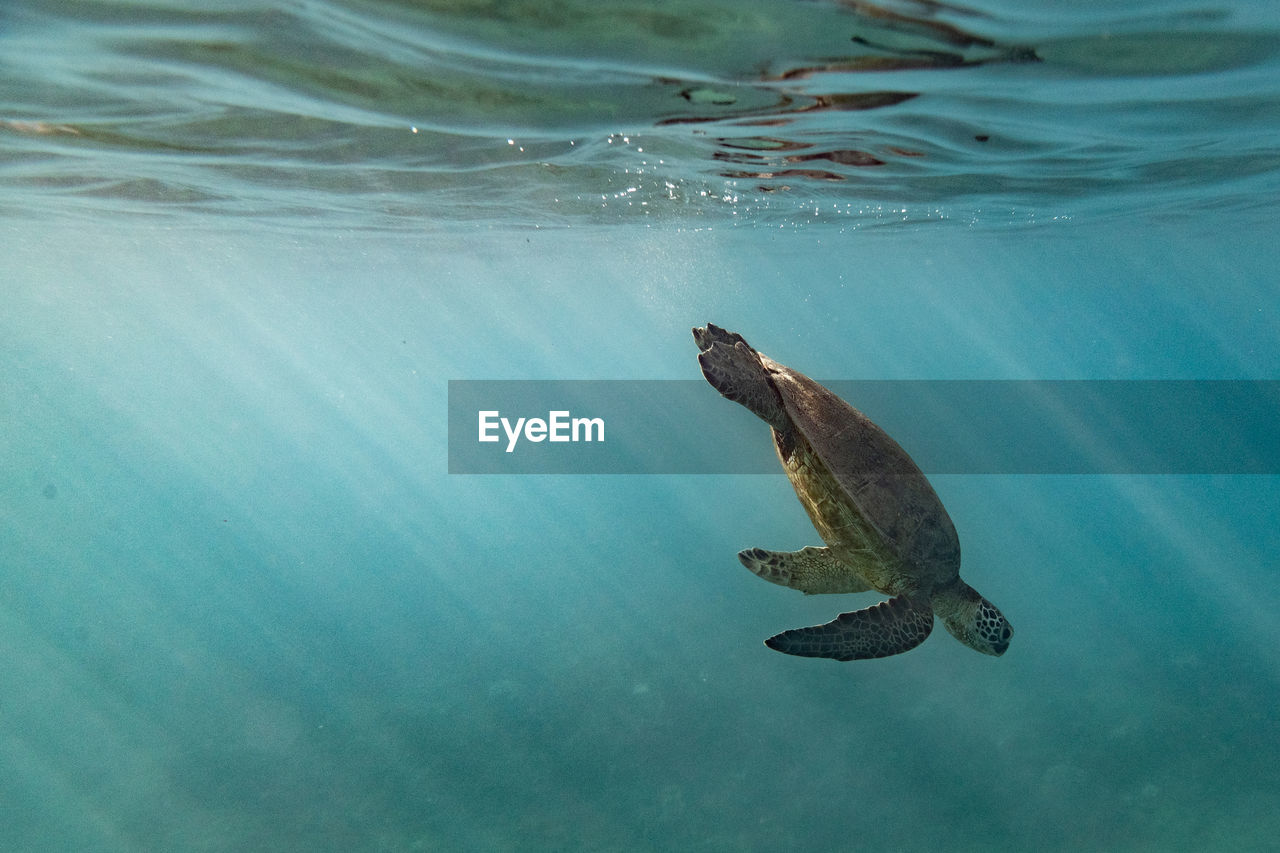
[4,1,1280,850]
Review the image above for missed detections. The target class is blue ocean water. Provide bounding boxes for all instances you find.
[3,1,1280,850]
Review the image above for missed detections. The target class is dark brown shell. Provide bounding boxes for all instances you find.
[761,355,961,576]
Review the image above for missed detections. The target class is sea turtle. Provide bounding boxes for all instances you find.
[693,323,1011,660]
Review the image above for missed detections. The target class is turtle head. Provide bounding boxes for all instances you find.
[938,581,1013,657]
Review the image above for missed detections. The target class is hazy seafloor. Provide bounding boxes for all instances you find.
[5,0,1280,850]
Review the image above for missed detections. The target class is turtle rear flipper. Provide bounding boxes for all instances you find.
[691,322,748,352]
[765,596,934,660]
[692,325,789,430]
[738,546,871,595]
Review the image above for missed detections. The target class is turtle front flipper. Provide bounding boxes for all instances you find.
[738,546,871,595]
[764,596,934,660]
[692,324,789,431]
